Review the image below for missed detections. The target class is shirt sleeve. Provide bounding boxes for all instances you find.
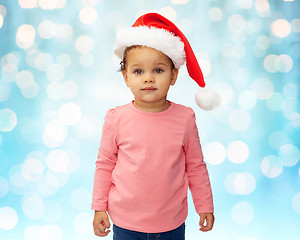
[92,109,118,211]
[183,108,214,214]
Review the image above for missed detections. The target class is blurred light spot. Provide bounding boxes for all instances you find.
[16,70,34,89]
[0,81,11,102]
[212,82,234,105]
[271,19,291,38]
[66,151,80,173]
[22,194,45,220]
[1,53,20,66]
[21,82,39,99]
[279,144,300,167]
[56,0,67,8]
[0,108,17,132]
[21,158,44,181]
[209,7,223,21]
[38,20,56,39]
[36,175,58,196]
[178,19,193,35]
[24,225,42,240]
[80,53,94,67]
[256,35,270,50]
[59,102,82,125]
[229,109,251,132]
[197,58,211,77]
[75,115,100,139]
[233,45,246,59]
[275,54,293,73]
[171,0,188,4]
[0,207,18,230]
[0,5,7,18]
[0,176,9,198]
[266,92,284,111]
[16,24,36,49]
[159,7,177,22]
[56,23,73,39]
[46,171,68,187]
[246,18,263,35]
[283,83,298,98]
[238,0,253,9]
[232,201,254,224]
[227,14,246,33]
[47,82,64,100]
[252,77,273,99]
[203,142,226,165]
[75,35,94,54]
[62,80,79,99]
[46,64,65,82]
[291,18,300,32]
[46,150,69,172]
[225,172,256,195]
[292,192,300,214]
[233,173,256,195]
[289,112,300,128]
[268,131,290,150]
[39,0,58,10]
[35,52,53,71]
[227,141,249,164]
[281,97,297,119]
[57,54,71,67]
[0,15,3,29]
[19,0,38,8]
[70,188,91,211]
[261,155,283,178]
[73,212,93,235]
[42,119,67,148]
[82,0,100,6]
[9,165,28,189]
[42,200,62,223]
[255,0,270,17]
[79,6,98,24]
[1,63,18,82]
[238,91,257,110]
[263,54,277,73]
[40,225,63,240]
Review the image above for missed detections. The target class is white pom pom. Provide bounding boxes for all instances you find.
[195,88,221,110]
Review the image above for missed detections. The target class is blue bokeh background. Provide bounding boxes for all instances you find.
[0,0,299,239]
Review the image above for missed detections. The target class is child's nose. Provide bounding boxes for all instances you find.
[144,73,155,83]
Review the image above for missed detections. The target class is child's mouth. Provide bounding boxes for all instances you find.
[142,87,157,92]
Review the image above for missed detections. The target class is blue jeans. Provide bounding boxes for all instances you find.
[113,223,185,240]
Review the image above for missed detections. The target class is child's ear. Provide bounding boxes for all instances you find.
[122,70,130,87]
[170,68,179,86]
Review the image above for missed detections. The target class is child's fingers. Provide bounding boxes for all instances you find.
[94,222,111,237]
[199,214,205,227]
[103,216,111,229]
[199,214,214,232]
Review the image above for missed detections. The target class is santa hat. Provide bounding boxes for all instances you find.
[114,12,221,110]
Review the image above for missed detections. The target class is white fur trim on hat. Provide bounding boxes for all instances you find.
[195,88,221,110]
[114,26,186,69]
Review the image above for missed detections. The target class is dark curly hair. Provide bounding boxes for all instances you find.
[119,45,175,71]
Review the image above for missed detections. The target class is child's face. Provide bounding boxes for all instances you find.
[122,46,178,108]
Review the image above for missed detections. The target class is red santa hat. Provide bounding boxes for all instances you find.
[114,12,221,110]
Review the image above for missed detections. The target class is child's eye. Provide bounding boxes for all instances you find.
[134,69,143,74]
[154,68,163,73]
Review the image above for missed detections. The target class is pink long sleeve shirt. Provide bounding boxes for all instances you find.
[92,101,214,233]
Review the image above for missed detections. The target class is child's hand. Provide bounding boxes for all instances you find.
[199,212,214,232]
[93,211,111,237]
